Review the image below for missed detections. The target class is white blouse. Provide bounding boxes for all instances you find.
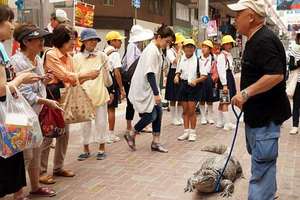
[217,51,233,85]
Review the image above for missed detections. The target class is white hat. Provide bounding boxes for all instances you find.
[129,25,154,43]
[55,9,70,23]
[227,0,267,17]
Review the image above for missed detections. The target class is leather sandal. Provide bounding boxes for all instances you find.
[53,169,75,177]
[39,175,56,185]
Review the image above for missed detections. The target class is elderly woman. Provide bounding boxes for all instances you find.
[39,24,100,184]
[11,24,60,197]
[0,5,41,200]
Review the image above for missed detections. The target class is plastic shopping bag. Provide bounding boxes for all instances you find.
[0,86,43,158]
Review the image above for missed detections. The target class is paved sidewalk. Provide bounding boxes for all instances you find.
[3,104,300,200]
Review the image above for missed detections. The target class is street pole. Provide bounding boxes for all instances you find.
[40,0,44,28]
[198,0,209,42]
[134,7,137,25]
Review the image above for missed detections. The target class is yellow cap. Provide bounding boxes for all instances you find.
[202,40,214,48]
[221,35,235,45]
[174,33,185,44]
[105,31,126,41]
[183,39,196,46]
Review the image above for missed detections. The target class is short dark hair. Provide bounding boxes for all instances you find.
[0,5,14,24]
[155,24,175,41]
[52,24,74,48]
[13,23,37,50]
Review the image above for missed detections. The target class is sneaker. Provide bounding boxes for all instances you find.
[110,134,121,142]
[216,121,224,128]
[151,142,168,153]
[179,118,184,124]
[77,152,90,161]
[207,119,215,124]
[177,130,190,141]
[172,118,182,126]
[224,123,236,131]
[96,152,107,160]
[188,132,197,142]
[289,127,298,135]
[200,117,208,125]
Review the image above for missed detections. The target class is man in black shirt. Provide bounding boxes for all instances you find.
[228,0,291,199]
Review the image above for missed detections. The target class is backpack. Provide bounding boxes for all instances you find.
[122,57,139,83]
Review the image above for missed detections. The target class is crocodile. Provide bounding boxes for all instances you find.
[184,144,243,197]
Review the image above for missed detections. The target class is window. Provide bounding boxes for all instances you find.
[103,0,114,6]
[148,0,164,16]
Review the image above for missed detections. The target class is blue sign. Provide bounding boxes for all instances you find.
[132,0,141,8]
[201,16,210,24]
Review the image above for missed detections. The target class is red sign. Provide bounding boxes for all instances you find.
[75,2,95,28]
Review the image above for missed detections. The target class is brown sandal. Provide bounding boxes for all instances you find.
[30,187,56,197]
[53,169,75,177]
[39,175,56,185]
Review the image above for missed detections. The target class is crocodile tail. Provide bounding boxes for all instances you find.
[201,144,227,154]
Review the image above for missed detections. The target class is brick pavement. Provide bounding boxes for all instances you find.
[2,103,300,200]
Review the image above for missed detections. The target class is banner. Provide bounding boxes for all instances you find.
[75,2,95,28]
[206,20,218,37]
[277,0,300,10]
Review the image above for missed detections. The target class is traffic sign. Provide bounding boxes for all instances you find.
[132,0,141,8]
[201,16,210,25]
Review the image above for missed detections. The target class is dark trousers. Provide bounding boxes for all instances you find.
[134,105,162,136]
[124,81,135,121]
[293,83,300,127]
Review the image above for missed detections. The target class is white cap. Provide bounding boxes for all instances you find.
[227,0,267,17]
[129,25,154,43]
[55,9,70,23]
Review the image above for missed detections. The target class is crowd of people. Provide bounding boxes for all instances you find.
[0,0,295,199]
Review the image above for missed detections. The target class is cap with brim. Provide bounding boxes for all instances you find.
[129,29,153,43]
[183,39,196,47]
[17,28,51,42]
[80,28,101,42]
[227,0,267,17]
[55,9,70,23]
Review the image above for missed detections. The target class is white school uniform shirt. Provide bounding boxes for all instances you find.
[104,45,122,72]
[217,50,233,85]
[176,54,207,83]
[200,54,213,74]
[125,42,141,70]
[166,47,178,69]
[128,41,163,113]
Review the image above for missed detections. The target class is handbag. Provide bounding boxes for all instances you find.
[60,78,95,124]
[286,68,300,98]
[39,89,65,138]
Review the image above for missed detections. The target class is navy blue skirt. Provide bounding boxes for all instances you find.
[217,69,237,100]
[165,68,180,101]
[200,74,219,102]
[177,80,202,102]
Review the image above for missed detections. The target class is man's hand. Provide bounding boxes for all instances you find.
[231,92,247,109]
[154,95,161,105]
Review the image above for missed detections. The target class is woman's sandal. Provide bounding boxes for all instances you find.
[30,187,57,197]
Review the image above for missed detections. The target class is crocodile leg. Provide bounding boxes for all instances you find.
[220,179,234,198]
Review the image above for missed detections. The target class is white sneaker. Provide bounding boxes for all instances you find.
[207,119,215,124]
[172,118,182,126]
[289,127,298,135]
[200,117,208,125]
[110,134,121,142]
[177,130,190,141]
[178,118,184,125]
[216,121,224,128]
[224,123,236,131]
[188,132,197,142]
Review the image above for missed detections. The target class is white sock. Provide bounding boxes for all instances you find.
[223,112,230,124]
[217,111,224,124]
[177,105,183,121]
[190,129,196,135]
[170,106,175,118]
[200,105,206,119]
[108,130,114,135]
[207,105,213,120]
[184,129,189,134]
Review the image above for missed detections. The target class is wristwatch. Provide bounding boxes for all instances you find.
[241,89,249,101]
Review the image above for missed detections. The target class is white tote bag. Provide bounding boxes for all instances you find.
[286,68,300,98]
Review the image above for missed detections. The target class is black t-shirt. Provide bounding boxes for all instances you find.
[241,26,291,128]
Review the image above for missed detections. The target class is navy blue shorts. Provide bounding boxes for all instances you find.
[177,80,202,102]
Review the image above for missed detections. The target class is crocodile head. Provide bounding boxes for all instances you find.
[194,170,217,193]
